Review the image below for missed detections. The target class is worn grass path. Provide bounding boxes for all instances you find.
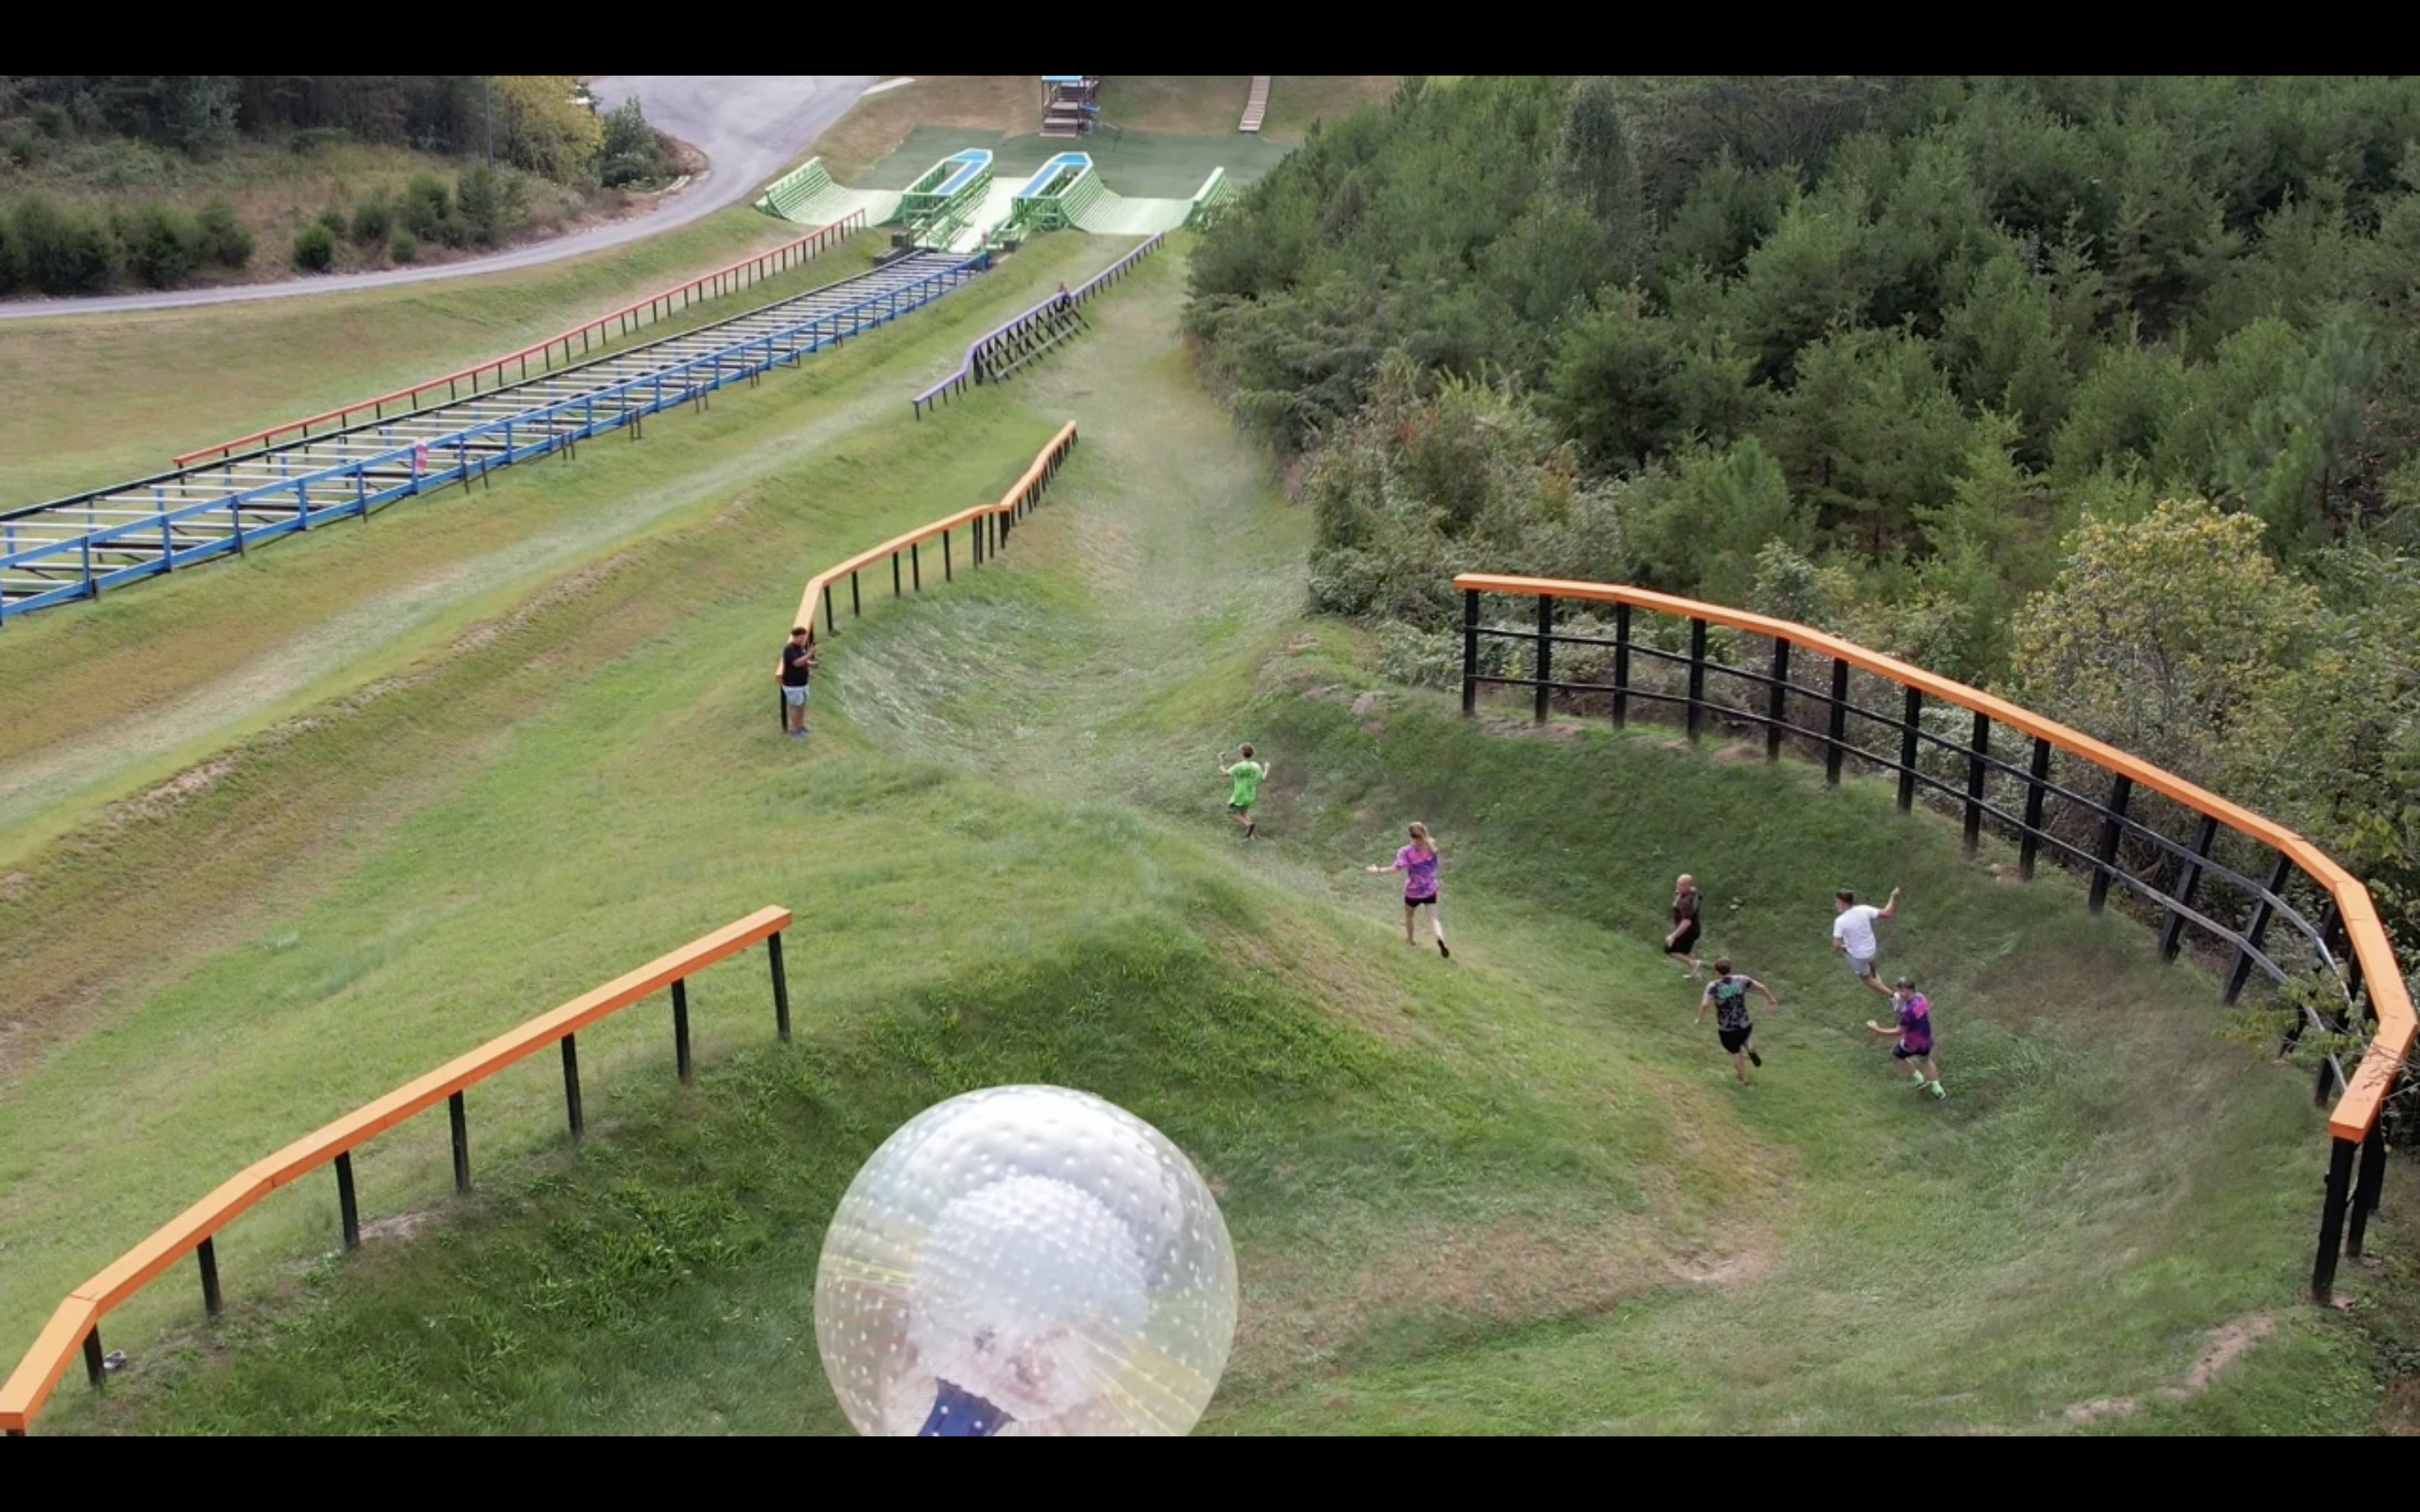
[3,248,2378,1436]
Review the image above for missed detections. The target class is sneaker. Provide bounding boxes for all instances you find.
[1748,1050,1762,1068]
[1244,822,1256,839]
[1438,940,1450,959]
[1909,1069,1928,1085]
[1929,1082,1947,1100]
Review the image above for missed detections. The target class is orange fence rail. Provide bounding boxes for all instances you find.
[171,213,871,467]
[0,906,794,1436]
[792,422,1080,641]
[1457,572,2412,1301]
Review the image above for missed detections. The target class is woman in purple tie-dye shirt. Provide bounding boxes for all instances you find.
[1366,822,1450,958]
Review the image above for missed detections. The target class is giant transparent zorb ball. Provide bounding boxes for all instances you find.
[814,1085,1239,1436]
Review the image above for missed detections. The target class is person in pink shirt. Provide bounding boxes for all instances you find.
[1366,822,1449,958]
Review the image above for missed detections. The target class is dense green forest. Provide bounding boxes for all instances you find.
[1187,75,2420,989]
[0,76,674,294]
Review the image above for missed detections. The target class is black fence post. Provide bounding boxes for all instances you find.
[2088,774,2133,915]
[334,1152,360,1252]
[561,1033,585,1140]
[2227,853,2300,1005]
[943,528,952,582]
[892,552,902,597]
[1824,659,1850,786]
[769,932,793,1042]
[1461,590,1480,716]
[2350,1099,2394,1260]
[1963,711,1991,854]
[2313,1135,2358,1304]
[197,1236,223,1318]
[2020,737,2053,879]
[448,1090,471,1193]
[1897,688,1922,812]
[83,1328,104,1387]
[2160,815,2222,962]
[672,979,692,1084]
[1685,618,1707,743]
[912,541,922,591]
[850,572,861,618]
[1533,594,1554,725]
[1765,638,1789,761]
[822,583,834,636]
[1612,603,1631,730]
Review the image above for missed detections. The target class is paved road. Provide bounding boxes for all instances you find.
[0,76,878,323]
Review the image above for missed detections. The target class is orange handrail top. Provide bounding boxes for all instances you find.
[794,422,1078,633]
[1455,573,2414,1144]
[0,905,791,1434]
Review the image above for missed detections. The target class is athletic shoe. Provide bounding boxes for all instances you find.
[1244,822,1256,839]
[1438,940,1450,959]
[1748,1050,1762,1068]
[1909,1069,1928,1085]
[1928,1082,1947,1100]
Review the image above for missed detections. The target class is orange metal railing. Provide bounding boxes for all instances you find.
[0,906,792,1436]
[171,213,871,467]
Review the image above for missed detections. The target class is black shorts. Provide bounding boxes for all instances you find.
[1405,894,1437,910]
[1667,921,1701,954]
[1718,1024,1753,1054]
[1227,802,1252,814]
[1893,1042,1933,1061]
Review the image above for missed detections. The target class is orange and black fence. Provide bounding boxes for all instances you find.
[1456,573,2412,1303]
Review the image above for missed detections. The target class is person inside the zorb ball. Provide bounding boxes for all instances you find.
[905,1172,1154,1436]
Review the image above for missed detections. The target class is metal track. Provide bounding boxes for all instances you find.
[0,250,986,624]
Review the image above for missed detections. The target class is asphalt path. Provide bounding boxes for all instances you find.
[0,76,879,323]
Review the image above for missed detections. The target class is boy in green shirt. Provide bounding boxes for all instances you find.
[1219,745,1269,839]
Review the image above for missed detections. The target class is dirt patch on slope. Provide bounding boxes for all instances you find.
[2060,1313,2275,1425]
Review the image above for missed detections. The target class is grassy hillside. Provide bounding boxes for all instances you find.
[2,248,2375,1436]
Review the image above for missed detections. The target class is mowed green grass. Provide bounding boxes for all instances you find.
[3,250,2379,1436]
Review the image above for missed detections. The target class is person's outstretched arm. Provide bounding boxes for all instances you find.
[1753,978,1780,1009]
[1878,887,1902,921]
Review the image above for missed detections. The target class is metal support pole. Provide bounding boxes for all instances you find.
[892,553,901,597]
[851,572,860,618]
[1612,603,1632,729]
[770,932,792,1042]
[1685,618,1707,743]
[1460,590,1479,717]
[334,1151,360,1252]
[448,1090,470,1193]
[1963,711,1990,853]
[2088,774,2133,915]
[1824,659,1850,785]
[2349,1106,2393,1260]
[2313,1135,2358,1304]
[83,1328,104,1387]
[1765,638,1788,760]
[673,979,692,1084]
[197,1236,223,1318]
[2227,853,2299,1005]
[2160,815,2222,961]
[912,541,921,591]
[822,583,834,636]
[944,528,952,581]
[561,1033,585,1139]
[1897,687,1922,812]
[2020,737,2052,879]
[1534,595,1553,724]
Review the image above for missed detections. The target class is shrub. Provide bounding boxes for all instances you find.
[350,194,392,244]
[0,215,22,294]
[2,125,36,168]
[400,172,463,246]
[598,98,670,187]
[292,220,336,272]
[12,193,119,294]
[289,126,350,155]
[456,161,525,246]
[122,202,202,288]
[389,228,418,263]
[315,205,348,236]
[194,197,252,268]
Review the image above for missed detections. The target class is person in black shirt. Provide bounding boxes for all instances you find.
[1696,958,1781,1087]
[1665,873,1704,979]
[777,626,818,738]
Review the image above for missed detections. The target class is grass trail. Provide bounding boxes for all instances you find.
[3,246,2377,1436]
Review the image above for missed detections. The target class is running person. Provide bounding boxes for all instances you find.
[776,626,818,738]
[1830,887,1901,998]
[1866,976,1945,1099]
[1218,745,1269,838]
[1366,822,1449,958]
[1665,874,1704,978]
[1696,958,1779,1086]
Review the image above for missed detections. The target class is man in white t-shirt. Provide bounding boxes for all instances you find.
[1831,887,1901,997]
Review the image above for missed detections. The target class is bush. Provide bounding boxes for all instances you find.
[12,193,119,294]
[598,98,670,187]
[456,161,525,246]
[389,228,418,263]
[289,126,350,155]
[315,205,349,236]
[350,194,392,245]
[0,215,21,294]
[121,202,202,288]
[194,197,252,269]
[2,125,36,168]
[400,172,463,246]
[292,220,336,272]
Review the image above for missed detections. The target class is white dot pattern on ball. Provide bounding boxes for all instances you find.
[814,1085,1239,1436]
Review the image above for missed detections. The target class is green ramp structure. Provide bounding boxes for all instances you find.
[755,157,904,228]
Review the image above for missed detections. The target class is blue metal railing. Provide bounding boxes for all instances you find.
[912,234,1164,418]
[0,254,992,624]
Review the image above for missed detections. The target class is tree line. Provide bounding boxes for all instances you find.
[1187,75,2420,992]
